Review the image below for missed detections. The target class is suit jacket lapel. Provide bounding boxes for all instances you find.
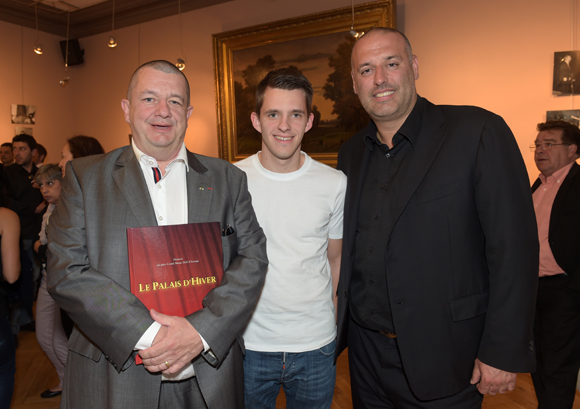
[343,136,371,252]
[549,162,580,233]
[112,147,157,227]
[186,151,212,223]
[385,102,447,238]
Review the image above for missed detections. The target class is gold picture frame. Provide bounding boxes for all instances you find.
[213,0,396,165]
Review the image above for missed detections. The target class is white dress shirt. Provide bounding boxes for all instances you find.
[131,140,208,381]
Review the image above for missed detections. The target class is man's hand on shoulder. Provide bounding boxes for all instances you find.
[470,358,516,395]
[139,309,203,375]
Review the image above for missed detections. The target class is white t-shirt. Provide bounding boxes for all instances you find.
[236,152,347,352]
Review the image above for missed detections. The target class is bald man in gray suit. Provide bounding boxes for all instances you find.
[47,60,268,409]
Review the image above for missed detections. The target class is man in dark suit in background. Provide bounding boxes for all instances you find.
[4,134,45,336]
[47,60,268,408]
[335,27,539,408]
[531,120,580,409]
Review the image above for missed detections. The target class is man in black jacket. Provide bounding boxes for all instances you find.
[336,27,538,408]
[531,120,580,409]
[4,134,45,334]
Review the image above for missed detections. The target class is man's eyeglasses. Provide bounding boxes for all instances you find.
[529,143,570,152]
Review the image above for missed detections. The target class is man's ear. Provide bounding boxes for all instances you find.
[569,143,578,158]
[250,112,262,133]
[305,113,314,133]
[121,99,131,124]
[351,71,358,95]
[412,55,420,80]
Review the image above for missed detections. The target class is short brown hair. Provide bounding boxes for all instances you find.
[68,135,105,159]
[255,68,313,115]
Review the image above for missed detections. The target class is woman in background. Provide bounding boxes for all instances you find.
[58,135,105,177]
[34,165,66,399]
[0,192,21,408]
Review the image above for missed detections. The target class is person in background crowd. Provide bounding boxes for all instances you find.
[335,27,538,408]
[33,164,66,400]
[0,144,14,167]
[0,189,21,409]
[32,144,47,167]
[530,120,580,409]
[4,134,44,337]
[58,136,105,177]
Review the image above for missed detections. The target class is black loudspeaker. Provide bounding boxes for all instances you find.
[59,39,84,66]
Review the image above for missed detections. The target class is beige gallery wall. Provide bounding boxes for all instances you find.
[1,0,580,183]
[0,24,75,166]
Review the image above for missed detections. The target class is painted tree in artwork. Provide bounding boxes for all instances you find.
[234,55,276,150]
[323,35,370,131]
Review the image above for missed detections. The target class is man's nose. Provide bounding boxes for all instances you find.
[374,66,388,86]
[155,100,171,117]
[278,116,291,131]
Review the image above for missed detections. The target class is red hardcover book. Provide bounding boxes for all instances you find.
[127,222,224,364]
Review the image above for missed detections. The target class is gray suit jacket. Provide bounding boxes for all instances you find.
[47,146,268,409]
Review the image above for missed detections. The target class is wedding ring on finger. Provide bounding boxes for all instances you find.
[165,361,170,369]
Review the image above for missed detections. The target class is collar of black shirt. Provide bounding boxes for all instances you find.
[363,95,426,152]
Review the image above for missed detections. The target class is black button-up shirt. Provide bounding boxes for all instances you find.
[349,96,425,332]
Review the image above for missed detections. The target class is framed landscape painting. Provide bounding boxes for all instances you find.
[213,0,396,165]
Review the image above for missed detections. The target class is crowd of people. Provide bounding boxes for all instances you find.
[0,27,579,409]
[0,134,104,406]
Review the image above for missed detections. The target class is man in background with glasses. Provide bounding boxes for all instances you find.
[530,120,580,409]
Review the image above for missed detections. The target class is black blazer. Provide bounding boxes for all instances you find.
[336,96,538,400]
[532,162,580,289]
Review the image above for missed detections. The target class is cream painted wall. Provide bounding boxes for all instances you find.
[399,0,580,181]
[1,0,580,181]
[69,0,375,160]
[0,23,75,165]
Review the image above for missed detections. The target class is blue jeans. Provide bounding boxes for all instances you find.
[243,339,336,409]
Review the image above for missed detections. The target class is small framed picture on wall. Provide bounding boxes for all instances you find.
[11,104,36,124]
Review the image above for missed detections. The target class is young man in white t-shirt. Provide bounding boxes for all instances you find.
[236,68,346,409]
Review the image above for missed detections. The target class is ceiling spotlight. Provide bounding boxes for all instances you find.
[176,0,187,71]
[349,0,364,39]
[109,0,118,48]
[34,4,42,55]
[60,11,71,87]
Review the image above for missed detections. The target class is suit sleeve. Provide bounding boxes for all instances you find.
[186,167,268,366]
[47,163,154,371]
[474,114,539,373]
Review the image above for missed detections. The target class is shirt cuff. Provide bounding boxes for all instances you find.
[134,323,211,381]
[135,321,161,350]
